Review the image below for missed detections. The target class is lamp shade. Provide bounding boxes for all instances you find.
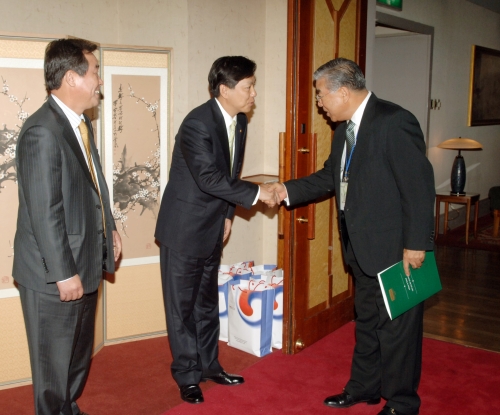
[437,137,482,196]
[437,137,482,150]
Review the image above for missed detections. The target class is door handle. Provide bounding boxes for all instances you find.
[297,217,308,223]
[297,148,310,153]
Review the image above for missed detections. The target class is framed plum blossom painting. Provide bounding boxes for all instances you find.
[101,47,171,265]
[0,35,53,298]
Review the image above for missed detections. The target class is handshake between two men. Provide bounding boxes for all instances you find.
[257,182,288,208]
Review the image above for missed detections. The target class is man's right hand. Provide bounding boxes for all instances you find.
[56,274,84,302]
[258,184,280,208]
[266,182,288,202]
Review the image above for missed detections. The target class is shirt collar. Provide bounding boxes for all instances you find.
[51,94,85,129]
[215,97,237,128]
[350,91,372,127]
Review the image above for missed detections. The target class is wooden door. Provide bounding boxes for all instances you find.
[280,0,367,354]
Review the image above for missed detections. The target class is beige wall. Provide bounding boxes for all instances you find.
[0,298,30,386]
[369,0,500,200]
[0,0,286,387]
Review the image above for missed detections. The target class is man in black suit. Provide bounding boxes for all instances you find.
[13,38,121,415]
[270,58,435,415]
[155,56,277,404]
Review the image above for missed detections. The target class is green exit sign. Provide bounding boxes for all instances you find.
[376,0,403,10]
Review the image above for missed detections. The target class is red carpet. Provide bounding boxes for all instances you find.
[2,323,499,414]
[163,322,500,415]
[435,214,500,252]
[0,336,260,415]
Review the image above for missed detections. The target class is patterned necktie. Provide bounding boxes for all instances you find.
[228,119,236,174]
[346,120,356,158]
[78,120,106,235]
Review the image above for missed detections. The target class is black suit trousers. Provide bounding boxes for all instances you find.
[344,242,423,415]
[19,284,98,415]
[160,241,223,386]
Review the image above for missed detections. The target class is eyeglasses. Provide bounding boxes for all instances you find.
[315,90,334,102]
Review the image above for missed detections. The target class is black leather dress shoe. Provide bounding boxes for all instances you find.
[324,390,380,408]
[377,406,414,415]
[179,384,204,404]
[201,370,244,385]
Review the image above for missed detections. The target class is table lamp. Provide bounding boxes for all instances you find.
[437,137,482,196]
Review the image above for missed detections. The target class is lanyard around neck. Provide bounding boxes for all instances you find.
[343,143,356,180]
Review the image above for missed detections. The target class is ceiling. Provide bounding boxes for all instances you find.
[466,0,500,14]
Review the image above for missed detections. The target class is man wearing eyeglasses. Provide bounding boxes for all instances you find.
[268,58,435,415]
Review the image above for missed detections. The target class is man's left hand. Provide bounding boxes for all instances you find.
[223,218,232,242]
[403,249,425,276]
[112,230,122,262]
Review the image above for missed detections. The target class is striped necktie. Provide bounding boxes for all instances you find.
[346,120,356,157]
[78,120,106,235]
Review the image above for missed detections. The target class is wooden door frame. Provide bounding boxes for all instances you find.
[282,0,368,354]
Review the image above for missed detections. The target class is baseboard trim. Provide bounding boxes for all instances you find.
[104,330,167,346]
[0,378,32,390]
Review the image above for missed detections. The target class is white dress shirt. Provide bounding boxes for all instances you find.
[215,98,259,205]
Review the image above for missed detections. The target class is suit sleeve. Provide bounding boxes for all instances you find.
[226,203,236,221]
[285,147,336,206]
[17,125,78,282]
[179,117,258,209]
[386,110,435,250]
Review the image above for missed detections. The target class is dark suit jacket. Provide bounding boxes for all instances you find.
[286,93,435,276]
[155,98,258,258]
[13,95,116,295]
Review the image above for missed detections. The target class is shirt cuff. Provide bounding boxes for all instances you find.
[252,186,261,205]
[283,183,290,206]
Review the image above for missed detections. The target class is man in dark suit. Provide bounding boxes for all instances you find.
[155,56,277,404]
[13,38,122,415]
[270,58,435,415]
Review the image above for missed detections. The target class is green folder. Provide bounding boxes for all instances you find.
[377,251,442,320]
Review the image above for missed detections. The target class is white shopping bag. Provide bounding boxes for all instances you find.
[218,261,254,341]
[228,279,273,357]
[268,270,284,349]
[250,269,284,349]
[218,272,233,342]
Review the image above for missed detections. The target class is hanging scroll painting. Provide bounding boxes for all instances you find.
[0,37,50,298]
[102,48,170,265]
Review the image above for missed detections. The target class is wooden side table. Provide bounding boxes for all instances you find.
[435,193,480,245]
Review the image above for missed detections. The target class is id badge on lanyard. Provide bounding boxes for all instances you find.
[340,175,349,207]
[341,145,355,208]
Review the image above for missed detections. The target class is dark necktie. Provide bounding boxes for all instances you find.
[78,120,106,235]
[346,120,356,157]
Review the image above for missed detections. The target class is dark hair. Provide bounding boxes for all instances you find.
[208,56,256,97]
[44,38,98,92]
[313,58,366,92]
